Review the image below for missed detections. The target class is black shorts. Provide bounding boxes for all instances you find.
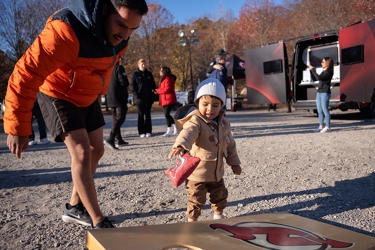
[37,92,105,142]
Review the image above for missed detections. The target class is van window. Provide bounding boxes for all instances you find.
[263,59,283,75]
[309,46,339,67]
[342,45,364,65]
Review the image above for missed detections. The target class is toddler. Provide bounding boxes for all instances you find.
[169,78,242,222]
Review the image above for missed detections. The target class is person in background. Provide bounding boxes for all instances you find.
[155,66,178,136]
[28,100,51,146]
[268,103,276,111]
[104,62,130,150]
[309,57,334,133]
[169,78,242,222]
[206,49,228,93]
[4,0,148,229]
[130,59,156,138]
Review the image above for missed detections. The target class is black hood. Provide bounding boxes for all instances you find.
[68,0,108,42]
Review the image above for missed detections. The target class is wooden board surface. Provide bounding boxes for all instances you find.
[86,213,375,250]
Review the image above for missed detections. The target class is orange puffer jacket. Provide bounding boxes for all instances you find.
[4,3,127,136]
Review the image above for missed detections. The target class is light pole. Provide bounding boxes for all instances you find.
[178,29,199,92]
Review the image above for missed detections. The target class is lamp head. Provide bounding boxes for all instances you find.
[178,30,185,37]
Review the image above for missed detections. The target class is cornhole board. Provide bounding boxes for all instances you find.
[86,212,375,250]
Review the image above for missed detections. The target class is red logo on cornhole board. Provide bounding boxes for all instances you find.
[210,222,354,249]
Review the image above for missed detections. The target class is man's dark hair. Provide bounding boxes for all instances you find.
[109,0,148,16]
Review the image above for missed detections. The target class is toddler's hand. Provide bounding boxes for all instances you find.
[231,165,242,175]
[168,147,185,158]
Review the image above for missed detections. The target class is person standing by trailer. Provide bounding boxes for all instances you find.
[104,62,130,150]
[130,59,156,138]
[4,0,148,229]
[309,57,334,133]
[155,66,178,136]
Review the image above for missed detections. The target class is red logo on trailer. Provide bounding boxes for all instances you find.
[210,222,354,249]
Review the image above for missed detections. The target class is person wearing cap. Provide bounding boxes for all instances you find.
[206,49,228,92]
[169,78,242,222]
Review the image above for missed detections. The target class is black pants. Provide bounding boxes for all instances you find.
[108,105,128,141]
[29,101,47,141]
[163,105,175,127]
[136,103,152,134]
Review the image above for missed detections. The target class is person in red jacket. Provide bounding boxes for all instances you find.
[155,66,178,136]
[4,0,148,229]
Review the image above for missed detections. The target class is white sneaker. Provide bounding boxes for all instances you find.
[162,132,173,137]
[39,138,50,144]
[213,214,225,220]
[320,127,331,133]
[146,133,152,137]
[313,127,322,132]
[28,140,37,146]
[173,130,178,135]
[140,134,146,138]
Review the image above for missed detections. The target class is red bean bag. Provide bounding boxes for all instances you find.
[165,153,200,187]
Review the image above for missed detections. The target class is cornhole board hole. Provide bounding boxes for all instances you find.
[86,212,375,250]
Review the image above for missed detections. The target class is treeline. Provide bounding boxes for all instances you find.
[0,0,374,98]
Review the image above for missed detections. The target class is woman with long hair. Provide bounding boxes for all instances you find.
[309,57,334,133]
[156,66,178,136]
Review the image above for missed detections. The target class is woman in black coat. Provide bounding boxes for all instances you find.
[130,59,156,137]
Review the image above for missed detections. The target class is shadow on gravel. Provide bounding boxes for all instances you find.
[0,165,160,189]
[229,172,375,237]
[231,122,375,139]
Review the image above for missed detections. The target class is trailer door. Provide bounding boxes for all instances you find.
[244,42,289,104]
[339,19,375,103]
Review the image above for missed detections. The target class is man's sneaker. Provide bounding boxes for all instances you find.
[28,140,37,146]
[146,133,152,137]
[104,139,118,150]
[62,202,92,226]
[320,127,331,133]
[93,217,115,229]
[39,138,50,144]
[115,139,128,147]
[140,134,146,138]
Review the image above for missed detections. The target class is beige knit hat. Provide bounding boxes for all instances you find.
[194,78,226,107]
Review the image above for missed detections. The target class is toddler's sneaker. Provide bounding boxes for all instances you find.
[28,140,37,146]
[62,202,92,226]
[93,217,115,229]
[320,127,331,133]
[39,138,50,144]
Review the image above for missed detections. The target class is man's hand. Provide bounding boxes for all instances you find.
[7,135,29,159]
[231,165,242,175]
[213,64,224,70]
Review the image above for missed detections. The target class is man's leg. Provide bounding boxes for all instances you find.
[62,128,104,227]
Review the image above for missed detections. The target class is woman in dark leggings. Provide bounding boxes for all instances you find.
[155,66,178,136]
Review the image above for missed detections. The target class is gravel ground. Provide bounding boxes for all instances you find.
[1,105,375,249]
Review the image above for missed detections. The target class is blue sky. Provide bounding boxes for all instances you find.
[153,0,283,24]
